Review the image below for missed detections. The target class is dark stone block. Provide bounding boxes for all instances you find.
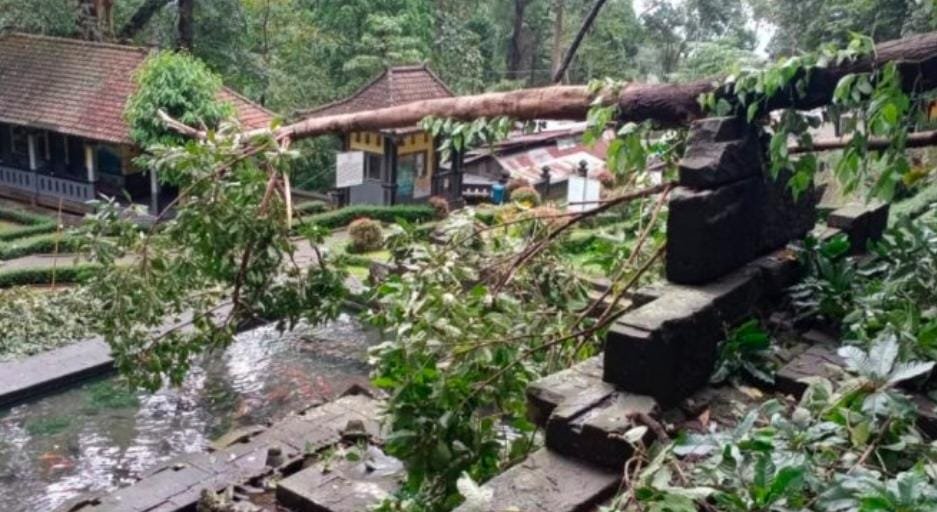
[913,395,937,438]
[451,448,619,512]
[685,116,750,146]
[759,170,818,253]
[604,299,722,406]
[276,448,403,512]
[666,178,764,285]
[545,390,658,468]
[526,357,610,427]
[828,202,890,254]
[679,138,763,189]
[751,249,802,298]
[604,265,766,405]
[775,344,843,397]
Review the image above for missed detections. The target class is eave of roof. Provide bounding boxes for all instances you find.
[0,32,273,145]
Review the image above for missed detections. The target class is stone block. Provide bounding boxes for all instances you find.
[679,138,763,189]
[759,170,818,253]
[604,265,765,405]
[451,448,619,512]
[685,116,750,146]
[276,447,403,512]
[913,394,937,438]
[545,390,658,468]
[526,357,610,427]
[751,249,802,298]
[775,344,843,397]
[827,202,890,254]
[666,178,764,284]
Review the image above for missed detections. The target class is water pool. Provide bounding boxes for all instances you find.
[0,314,378,512]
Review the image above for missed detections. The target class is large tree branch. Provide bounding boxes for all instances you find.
[118,0,172,40]
[552,0,609,83]
[262,32,937,141]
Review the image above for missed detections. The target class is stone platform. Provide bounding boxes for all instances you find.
[60,393,381,512]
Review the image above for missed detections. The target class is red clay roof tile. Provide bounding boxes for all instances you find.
[0,32,273,145]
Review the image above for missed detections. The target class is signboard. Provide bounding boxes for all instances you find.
[335,151,365,188]
[567,175,601,213]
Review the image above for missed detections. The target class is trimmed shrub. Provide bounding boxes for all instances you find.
[293,200,329,217]
[594,170,616,189]
[510,186,541,206]
[506,177,530,194]
[428,196,450,219]
[0,264,98,288]
[0,207,57,242]
[0,234,82,261]
[303,204,436,229]
[348,217,383,253]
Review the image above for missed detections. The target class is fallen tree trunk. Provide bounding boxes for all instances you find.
[790,128,937,153]
[260,31,937,142]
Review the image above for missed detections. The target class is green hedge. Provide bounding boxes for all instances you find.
[0,234,82,261]
[0,207,57,242]
[293,200,329,216]
[0,264,98,288]
[302,204,436,229]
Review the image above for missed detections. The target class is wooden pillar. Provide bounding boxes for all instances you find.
[63,135,70,165]
[149,169,160,215]
[382,135,398,206]
[84,144,96,182]
[27,134,37,171]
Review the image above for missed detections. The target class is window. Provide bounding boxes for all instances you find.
[366,153,383,181]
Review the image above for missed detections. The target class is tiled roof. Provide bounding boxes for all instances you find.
[299,65,454,119]
[0,32,273,145]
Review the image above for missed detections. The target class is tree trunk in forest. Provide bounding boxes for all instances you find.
[552,0,608,83]
[178,0,195,51]
[119,0,172,40]
[76,0,113,41]
[506,0,528,81]
[551,0,565,81]
[244,31,937,141]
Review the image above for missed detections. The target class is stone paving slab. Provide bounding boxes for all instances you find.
[0,338,112,407]
[276,448,403,512]
[452,448,619,512]
[63,393,382,512]
[526,356,610,427]
[775,344,843,397]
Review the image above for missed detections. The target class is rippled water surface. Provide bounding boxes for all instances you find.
[0,315,378,512]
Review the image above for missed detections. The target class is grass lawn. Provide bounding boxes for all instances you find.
[346,265,371,281]
[0,219,24,233]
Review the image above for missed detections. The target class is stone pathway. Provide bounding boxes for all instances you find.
[0,338,112,407]
[61,393,382,512]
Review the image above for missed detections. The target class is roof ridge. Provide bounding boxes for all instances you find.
[0,31,153,55]
[387,66,397,105]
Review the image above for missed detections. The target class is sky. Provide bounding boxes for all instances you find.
[631,0,777,57]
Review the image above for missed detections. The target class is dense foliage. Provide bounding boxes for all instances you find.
[124,50,234,153]
[0,287,97,359]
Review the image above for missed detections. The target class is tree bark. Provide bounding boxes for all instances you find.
[177,0,195,51]
[790,128,937,153]
[118,0,172,40]
[255,31,937,141]
[552,0,609,83]
[551,0,565,80]
[506,0,528,81]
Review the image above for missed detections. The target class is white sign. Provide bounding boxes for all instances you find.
[567,175,601,213]
[336,151,365,188]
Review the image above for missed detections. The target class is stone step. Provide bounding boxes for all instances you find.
[276,446,403,512]
[604,260,773,406]
[62,393,382,512]
[527,356,659,468]
[451,448,619,512]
